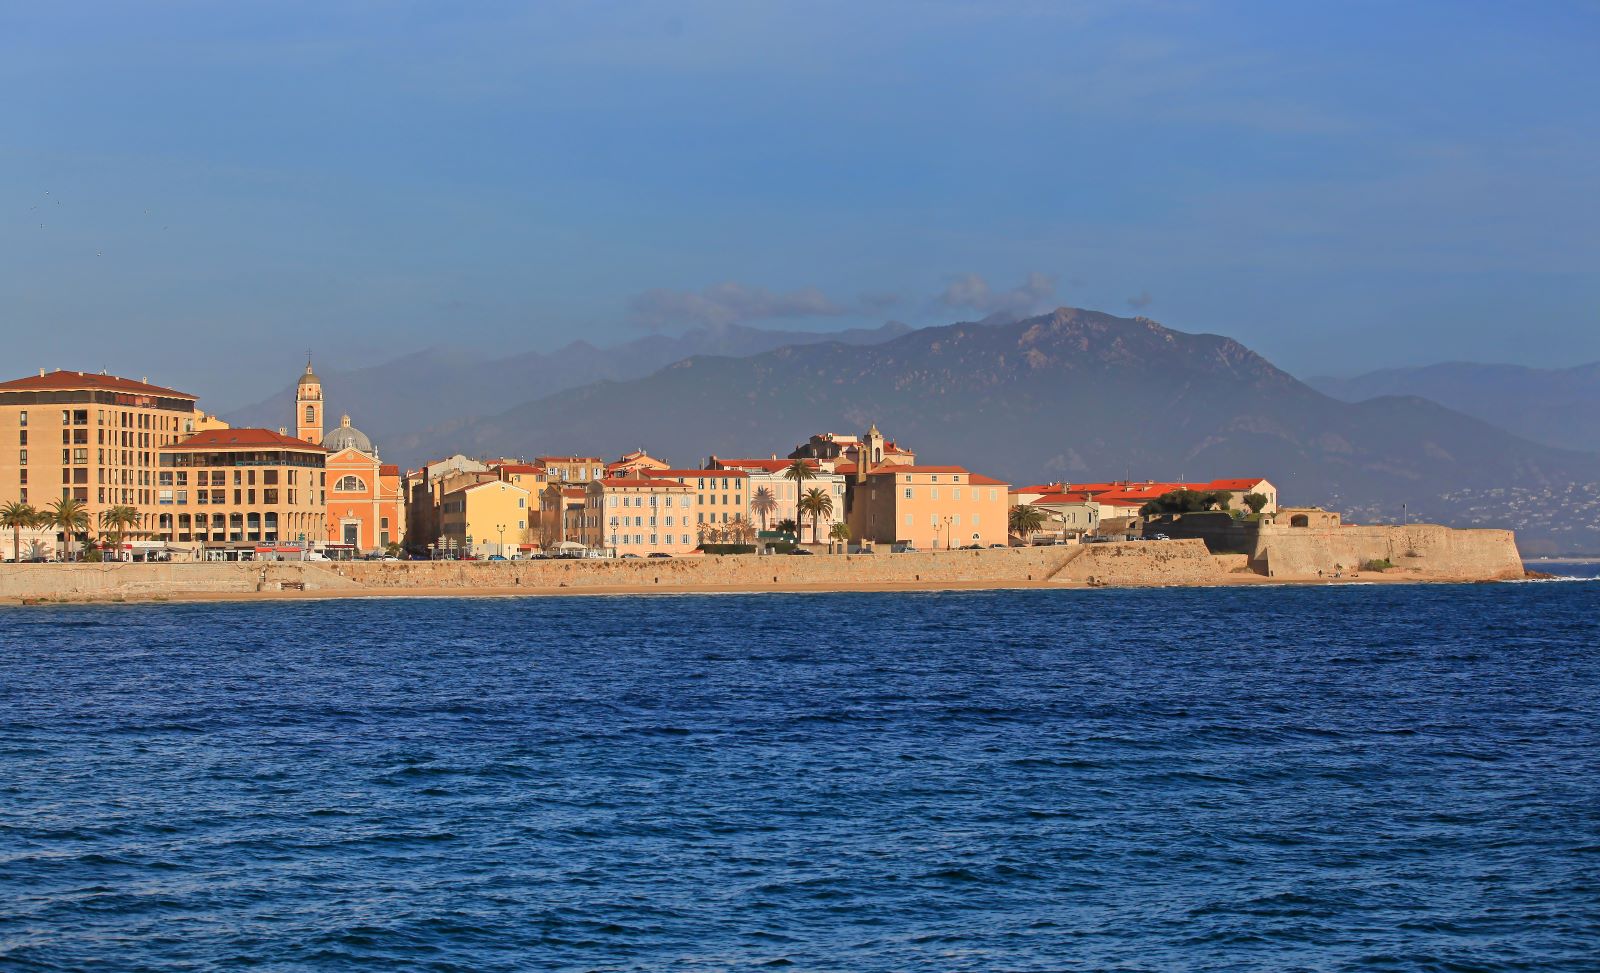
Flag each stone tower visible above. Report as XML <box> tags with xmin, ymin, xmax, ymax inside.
<box><xmin>296</xmin><ymin>358</ymin><xmax>323</xmax><ymax>444</ymax></box>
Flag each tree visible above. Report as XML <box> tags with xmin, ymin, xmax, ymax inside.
<box><xmin>1138</xmin><ymin>489</ymin><xmax>1233</xmax><ymax>517</ymax></box>
<box><xmin>782</xmin><ymin>460</ymin><xmax>817</xmax><ymax>511</ymax></box>
<box><xmin>2</xmin><ymin>501</ymin><xmax>38</xmax><ymax>564</ymax></box>
<box><xmin>750</xmin><ymin>486</ymin><xmax>778</xmax><ymax>531</ymax></box>
<box><xmin>1009</xmin><ymin>504</ymin><xmax>1046</xmax><ymax>539</ymax></box>
<box><xmin>828</xmin><ymin>522</ymin><xmax>851</xmax><ymax>552</ymax></box>
<box><xmin>1242</xmin><ymin>493</ymin><xmax>1269</xmax><ymax>514</ymax></box>
<box><xmin>775</xmin><ymin>518</ymin><xmax>799</xmax><ymax>540</ymax></box>
<box><xmin>729</xmin><ymin>515</ymin><xmax>756</xmax><ymax>544</ymax></box>
<box><xmin>798</xmin><ymin>487</ymin><xmax>834</xmax><ymax>544</ymax></box>
<box><xmin>97</xmin><ymin>505</ymin><xmax>141</xmax><ymax>560</ymax></box>
<box><xmin>47</xmin><ymin>497</ymin><xmax>88</xmax><ymax>561</ymax></box>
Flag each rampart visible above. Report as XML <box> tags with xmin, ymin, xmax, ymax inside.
<box><xmin>1252</xmin><ymin>524</ymin><xmax>1523</xmax><ymax>580</ymax></box>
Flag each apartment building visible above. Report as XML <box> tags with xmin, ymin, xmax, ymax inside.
<box><xmin>0</xmin><ymin>369</ymin><xmax>199</xmax><ymax>540</ymax></box>
<box><xmin>155</xmin><ymin>428</ymin><xmax>327</xmax><ymax>554</ymax></box>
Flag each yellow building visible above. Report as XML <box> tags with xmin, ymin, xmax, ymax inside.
<box><xmin>845</xmin><ymin>465</ymin><xmax>1010</xmax><ymax>550</ymax></box>
<box><xmin>581</xmin><ymin>472</ymin><xmax>697</xmax><ymax>556</ymax></box>
<box><xmin>537</xmin><ymin>455</ymin><xmax>606</xmax><ymax>484</ymax></box>
<box><xmin>0</xmin><ymin>369</ymin><xmax>199</xmax><ymax>542</ymax></box>
<box><xmin>440</xmin><ymin>479</ymin><xmax>531</xmax><ymax>557</ymax></box>
<box><xmin>156</xmin><ymin>428</ymin><xmax>327</xmax><ymax>557</ymax></box>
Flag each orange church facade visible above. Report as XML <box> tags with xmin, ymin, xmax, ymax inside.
<box><xmin>294</xmin><ymin>361</ymin><xmax>405</xmax><ymax>553</ymax></box>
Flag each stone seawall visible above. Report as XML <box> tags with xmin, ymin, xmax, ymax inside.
<box><xmin>0</xmin><ymin>542</ymin><xmax>1222</xmax><ymax>601</ymax></box>
<box><xmin>1253</xmin><ymin>524</ymin><xmax>1523</xmax><ymax>580</ymax></box>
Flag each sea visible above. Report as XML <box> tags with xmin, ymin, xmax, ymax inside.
<box><xmin>2</xmin><ymin>575</ymin><xmax>1598</xmax><ymax>971</ymax></box>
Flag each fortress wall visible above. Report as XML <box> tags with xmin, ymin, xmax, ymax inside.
<box><xmin>1254</xmin><ymin>524</ymin><xmax>1523</xmax><ymax>580</ymax></box>
<box><xmin>1046</xmin><ymin>539</ymin><xmax>1223</xmax><ymax>585</ymax></box>
<box><xmin>0</xmin><ymin>562</ymin><xmax>368</xmax><ymax>599</ymax></box>
<box><xmin>328</xmin><ymin>546</ymin><xmax>1089</xmax><ymax>590</ymax></box>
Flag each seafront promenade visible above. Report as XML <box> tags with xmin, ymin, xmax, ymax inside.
<box><xmin>0</xmin><ymin>532</ymin><xmax>1528</xmax><ymax>605</ymax></box>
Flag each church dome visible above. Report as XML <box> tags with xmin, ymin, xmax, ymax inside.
<box><xmin>322</xmin><ymin>414</ymin><xmax>374</xmax><ymax>454</ymax></box>
<box><xmin>298</xmin><ymin>359</ymin><xmax>320</xmax><ymax>386</ymax></box>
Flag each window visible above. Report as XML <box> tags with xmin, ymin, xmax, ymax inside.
<box><xmin>518</xmin><ymin>498</ymin><xmax>526</xmax><ymax>509</ymax></box>
<box><xmin>930</xmin><ymin>488</ymin><xmax>939</xmax><ymax>500</ymax></box>
<box><xmin>17</xmin><ymin>449</ymin><xmax>24</xmax><ymax>466</ymax></box>
<box><xmin>904</xmin><ymin>488</ymin><xmax>913</xmax><ymax>499</ymax></box>
<box><xmin>953</xmin><ymin>488</ymin><xmax>961</xmax><ymax>500</ymax></box>
<box><xmin>904</xmin><ymin>514</ymin><xmax>913</xmax><ymax>526</ymax></box>
<box><xmin>304</xmin><ymin>406</ymin><xmax>315</xmax><ymax>425</ymax></box>
<box><xmin>17</xmin><ymin>411</ymin><xmax>25</xmax><ymax>427</ymax></box>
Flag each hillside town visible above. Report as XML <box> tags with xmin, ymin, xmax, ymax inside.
<box><xmin>1</xmin><ymin>364</ymin><xmax>1290</xmax><ymax>563</ymax></box>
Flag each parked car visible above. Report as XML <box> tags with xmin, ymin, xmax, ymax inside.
<box><xmin>487</xmin><ymin>554</ymin><xmax>507</xmax><ymax>561</ymax></box>
<box><xmin>647</xmin><ymin>552</ymin><xmax>672</xmax><ymax>558</ymax></box>
<box><xmin>787</xmin><ymin>548</ymin><xmax>814</xmax><ymax>555</ymax></box>
<box><xmin>1148</xmin><ymin>533</ymin><xmax>1170</xmax><ymax>541</ymax></box>
<box><xmin>961</xmin><ymin>543</ymin><xmax>983</xmax><ymax>550</ymax></box>
<box><xmin>621</xmin><ymin>553</ymin><xmax>640</xmax><ymax>559</ymax></box>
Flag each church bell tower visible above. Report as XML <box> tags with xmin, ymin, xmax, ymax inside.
<box><xmin>296</xmin><ymin>357</ymin><xmax>323</xmax><ymax>444</ymax></box>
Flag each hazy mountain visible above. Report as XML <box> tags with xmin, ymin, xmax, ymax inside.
<box><xmin>409</xmin><ymin>308</ymin><xmax>1600</xmax><ymax>553</ymax></box>
<box><xmin>1308</xmin><ymin>362</ymin><xmax>1600</xmax><ymax>452</ymax></box>
<box><xmin>221</xmin><ymin>321</ymin><xmax>913</xmax><ymax>450</ymax></box>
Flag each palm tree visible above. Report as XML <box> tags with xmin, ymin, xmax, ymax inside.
<box><xmin>750</xmin><ymin>486</ymin><xmax>778</xmax><ymax>531</ymax></box>
<box><xmin>98</xmin><ymin>505</ymin><xmax>141</xmax><ymax>560</ymax></box>
<box><xmin>782</xmin><ymin>459</ymin><xmax>816</xmax><ymax>514</ymax></box>
<box><xmin>1</xmin><ymin>501</ymin><xmax>37</xmax><ymax>563</ymax></box>
<box><xmin>728</xmin><ymin>515</ymin><xmax>756</xmax><ymax>545</ymax></box>
<box><xmin>48</xmin><ymin>496</ymin><xmax>89</xmax><ymax>561</ymax></box>
<box><xmin>798</xmin><ymin>487</ymin><xmax>834</xmax><ymax>545</ymax></box>
<box><xmin>828</xmin><ymin>521</ymin><xmax>851</xmax><ymax>553</ymax></box>
<box><xmin>1009</xmin><ymin>504</ymin><xmax>1046</xmax><ymax>543</ymax></box>
<box><xmin>775</xmin><ymin>518</ymin><xmax>799</xmax><ymax>540</ymax></box>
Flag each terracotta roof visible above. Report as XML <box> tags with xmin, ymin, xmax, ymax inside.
<box><xmin>380</xmin><ymin>465</ymin><xmax>400</xmax><ymax>476</ymax></box>
<box><xmin>865</xmin><ymin>465</ymin><xmax>970</xmax><ymax>475</ymax></box>
<box><xmin>0</xmin><ymin>369</ymin><xmax>196</xmax><ymax>399</ymax></box>
<box><xmin>708</xmin><ymin>457</ymin><xmax>803</xmax><ymax>473</ymax></box>
<box><xmin>594</xmin><ymin>475</ymin><xmax>691</xmax><ymax>490</ymax></box>
<box><xmin>494</xmin><ymin>464</ymin><xmax>543</xmax><ymax>475</ymax></box>
<box><xmin>1202</xmin><ymin>478</ymin><xmax>1269</xmax><ymax>491</ymax></box>
<box><xmin>1015</xmin><ymin>483</ymin><xmax>1066</xmax><ymax>494</ymax></box>
<box><xmin>462</xmin><ymin>479</ymin><xmax>530</xmax><ymax>494</ymax></box>
<box><xmin>968</xmin><ymin>474</ymin><xmax>1009</xmax><ymax>486</ymax></box>
<box><xmin>1032</xmin><ymin>492</ymin><xmax>1094</xmax><ymax>504</ymax></box>
<box><xmin>168</xmin><ymin>428</ymin><xmax>325</xmax><ymax>451</ymax></box>
<box><xmin>535</xmin><ymin>455</ymin><xmax>603</xmax><ymax>464</ymax></box>
<box><xmin>654</xmin><ymin>469</ymin><xmax>748</xmax><ymax>479</ymax></box>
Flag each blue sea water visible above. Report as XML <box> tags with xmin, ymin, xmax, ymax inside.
<box><xmin>2</xmin><ymin>583</ymin><xmax>1598</xmax><ymax>972</ymax></box>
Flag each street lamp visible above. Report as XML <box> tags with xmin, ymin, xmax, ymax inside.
<box><xmin>941</xmin><ymin>516</ymin><xmax>954</xmax><ymax>550</ymax></box>
<box><xmin>496</xmin><ymin>523</ymin><xmax>505</xmax><ymax>558</ymax></box>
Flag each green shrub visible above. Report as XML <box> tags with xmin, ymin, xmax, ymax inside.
<box><xmin>1362</xmin><ymin>558</ymin><xmax>1394</xmax><ymax>572</ymax></box>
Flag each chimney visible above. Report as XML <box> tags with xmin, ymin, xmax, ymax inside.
<box><xmin>38</xmin><ymin>368</ymin><xmax>45</xmax><ymax>377</ymax></box>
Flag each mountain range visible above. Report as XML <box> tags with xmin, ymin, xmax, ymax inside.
<box><xmin>1308</xmin><ymin>362</ymin><xmax>1600</xmax><ymax>453</ymax></box>
<box><xmin>224</xmin><ymin>321</ymin><xmax>913</xmax><ymax>452</ymax></box>
<box><xmin>222</xmin><ymin>308</ymin><xmax>1600</xmax><ymax>554</ymax></box>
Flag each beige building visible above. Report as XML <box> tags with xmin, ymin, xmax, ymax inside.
<box><xmin>845</xmin><ymin>465</ymin><xmax>1010</xmax><ymax>550</ymax></box>
<box><xmin>581</xmin><ymin>472</ymin><xmax>697</xmax><ymax>556</ymax></box>
<box><xmin>440</xmin><ymin>479</ymin><xmax>531</xmax><ymax>557</ymax></box>
<box><xmin>405</xmin><ymin>454</ymin><xmax>493</xmax><ymax>553</ymax></box>
<box><xmin>156</xmin><ymin>428</ymin><xmax>327</xmax><ymax>556</ymax></box>
<box><xmin>704</xmin><ymin>456</ymin><xmax>846</xmax><ymax>534</ymax></box>
<box><xmin>0</xmin><ymin>369</ymin><xmax>200</xmax><ymax>543</ymax></box>
<box><xmin>788</xmin><ymin>425</ymin><xmax>916</xmax><ymax>471</ymax></box>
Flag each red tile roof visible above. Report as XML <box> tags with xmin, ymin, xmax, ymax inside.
<box><xmin>594</xmin><ymin>475</ymin><xmax>691</xmax><ymax>490</ymax></box>
<box><xmin>968</xmin><ymin>474</ymin><xmax>1009</xmax><ymax>486</ymax></box>
<box><xmin>494</xmin><ymin>464</ymin><xmax>543</xmax><ymax>475</ymax></box>
<box><xmin>1032</xmin><ymin>492</ymin><xmax>1094</xmax><ymax>504</ymax></box>
<box><xmin>0</xmin><ymin>369</ymin><xmax>197</xmax><ymax>399</ymax></box>
<box><xmin>708</xmin><ymin>457</ymin><xmax>805</xmax><ymax>473</ymax></box>
<box><xmin>865</xmin><ymin>465</ymin><xmax>970</xmax><ymax>475</ymax></box>
<box><xmin>653</xmin><ymin>469</ymin><xmax>748</xmax><ymax>479</ymax></box>
<box><xmin>380</xmin><ymin>464</ymin><xmax>400</xmax><ymax>476</ymax></box>
<box><xmin>168</xmin><ymin>428</ymin><xmax>326</xmax><ymax>451</ymax></box>
<box><xmin>536</xmin><ymin>455</ymin><xmax>604</xmax><ymax>464</ymax></box>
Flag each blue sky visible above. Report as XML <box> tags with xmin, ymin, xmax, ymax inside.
<box><xmin>4</xmin><ymin>1</ymin><xmax>1597</xmax><ymax>408</ymax></box>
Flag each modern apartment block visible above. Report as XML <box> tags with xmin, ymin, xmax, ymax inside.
<box><xmin>0</xmin><ymin>369</ymin><xmax>200</xmax><ymax>539</ymax></box>
<box><xmin>156</xmin><ymin>428</ymin><xmax>327</xmax><ymax>552</ymax></box>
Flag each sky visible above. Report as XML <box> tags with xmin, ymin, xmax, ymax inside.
<box><xmin>4</xmin><ymin>0</ymin><xmax>1598</xmax><ymax>409</ymax></box>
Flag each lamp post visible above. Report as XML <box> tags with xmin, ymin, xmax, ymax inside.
<box><xmin>496</xmin><ymin>523</ymin><xmax>505</xmax><ymax>558</ymax></box>
<box><xmin>465</xmin><ymin>534</ymin><xmax>474</xmax><ymax>559</ymax></box>
<box><xmin>941</xmin><ymin>516</ymin><xmax>954</xmax><ymax>550</ymax></box>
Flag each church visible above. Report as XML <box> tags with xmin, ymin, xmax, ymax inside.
<box><xmin>294</xmin><ymin>360</ymin><xmax>405</xmax><ymax>553</ymax></box>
